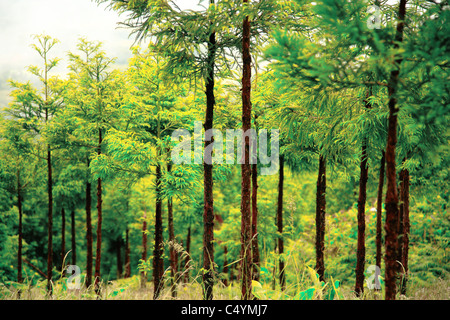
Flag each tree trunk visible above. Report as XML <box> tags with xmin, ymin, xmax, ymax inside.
<box><xmin>376</xmin><ymin>151</ymin><xmax>385</xmax><ymax>270</ymax></box>
<box><xmin>141</xmin><ymin>209</ymin><xmax>148</xmax><ymax>288</ymax></box>
<box><xmin>277</xmin><ymin>156</ymin><xmax>286</xmax><ymax>291</ymax></box>
<box><xmin>46</xmin><ymin>145</ymin><xmax>53</xmax><ymax>295</ymax></box>
<box><xmin>124</xmin><ymin>227</ymin><xmax>131</xmax><ymax>278</ymax></box>
<box><xmin>85</xmin><ymin>158</ymin><xmax>93</xmax><ymax>289</ymax></box>
<box><xmin>202</xmin><ymin>1</ymin><xmax>217</xmax><ymax>300</ymax></box>
<box><xmin>184</xmin><ymin>226</ymin><xmax>191</xmax><ymax>283</ymax></box>
<box><xmin>384</xmin><ymin>0</ymin><xmax>407</xmax><ymax>301</ymax></box>
<box><xmin>61</xmin><ymin>207</ymin><xmax>66</xmax><ymax>270</ymax></box>
<box><xmin>71</xmin><ymin>208</ymin><xmax>76</xmax><ymax>266</ymax></box>
<box><xmin>94</xmin><ymin>128</ymin><xmax>103</xmax><ymax>294</ymax></box>
<box><xmin>240</xmin><ymin>0</ymin><xmax>253</xmax><ymax>300</ymax></box>
<box><xmin>315</xmin><ymin>155</ymin><xmax>326</xmax><ymax>282</ymax></box>
<box><xmin>168</xmin><ymin>194</ymin><xmax>178</xmax><ymax>297</ymax></box>
<box><xmin>355</xmin><ymin>139</ymin><xmax>369</xmax><ymax>296</ymax></box>
<box><xmin>153</xmin><ymin>163</ymin><xmax>164</xmax><ymax>299</ymax></box>
<box><xmin>400</xmin><ymin>162</ymin><xmax>410</xmax><ymax>295</ymax></box>
<box><xmin>251</xmin><ymin>162</ymin><xmax>260</xmax><ymax>282</ymax></box>
<box><xmin>17</xmin><ymin>170</ymin><xmax>23</xmax><ymax>284</ymax></box>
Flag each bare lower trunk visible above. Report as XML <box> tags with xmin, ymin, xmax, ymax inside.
<box><xmin>400</xmin><ymin>163</ymin><xmax>410</xmax><ymax>295</ymax></box>
<box><xmin>94</xmin><ymin>128</ymin><xmax>103</xmax><ymax>295</ymax></box>
<box><xmin>141</xmin><ymin>210</ymin><xmax>148</xmax><ymax>288</ymax></box>
<box><xmin>384</xmin><ymin>0</ymin><xmax>407</xmax><ymax>300</ymax></box>
<box><xmin>46</xmin><ymin>146</ymin><xmax>53</xmax><ymax>295</ymax></box>
<box><xmin>153</xmin><ymin>164</ymin><xmax>164</xmax><ymax>299</ymax></box>
<box><xmin>277</xmin><ymin>156</ymin><xmax>285</xmax><ymax>291</ymax></box>
<box><xmin>168</xmin><ymin>194</ymin><xmax>178</xmax><ymax>297</ymax></box>
<box><xmin>17</xmin><ymin>170</ymin><xmax>23</xmax><ymax>284</ymax></box>
<box><xmin>61</xmin><ymin>207</ymin><xmax>66</xmax><ymax>269</ymax></box>
<box><xmin>315</xmin><ymin>155</ymin><xmax>326</xmax><ymax>282</ymax></box>
<box><xmin>376</xmin><ymin>151</ymin><xmax>385</xmax><ymax>269</ymax></box>
<box><xmin>240</xmin><ymin>0</ymin><xmax>252</xmax><ymax>300</ymax></box>
<box><xmin>202</xmin><ymin>8</ymin><xmax>216</xmax><ymax>299</ymax></box>
<box><xmin>85</xmin><ymin>160</ymin><xmax>93</xmax><ymax>289</ymax></box>
<box><xmin>355</xmin><ymin>140</ymin><xmax>369</xmax><ymax>296</ymax></box>
<box><xmin>184</xmin><ymin>226</ymin><xmax>191</xmax><ymax>283</ymax></box>
<box><xmin>124</xmin><ymin>227</ymin><xmax>131</xmax><ymax>278</ymax></box>
<box><xmin>71</xmin><ymin>208</ymin><xmax>76</xmax><ymax>266</ymax></box>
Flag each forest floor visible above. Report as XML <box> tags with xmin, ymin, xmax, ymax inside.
<box><xmin>1</xmin><ymin>276</ymin><xmax>449</xmax><ymax>300</ymax></box>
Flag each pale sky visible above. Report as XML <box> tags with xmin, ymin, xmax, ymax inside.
<box><xmin>0</xmin><ymin>0</ymin><xmax>204</xmax><ymax>108</ymax></box>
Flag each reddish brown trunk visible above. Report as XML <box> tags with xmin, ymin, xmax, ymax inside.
<box><xmin>355</xmin><ymin>140</ymin><xmax>368</xmax><ymax>296</ymax></box>
<box><xmin>251</xmin><ymin>162</ymin><xmax>260</xmax><ymax>282</ymax></box>
<box><xmin>153</xmin><ymin>164</ymin><xmax>164</xmax><ymax>299</ymax></box>
<box><xmin>384</xmin><ymin>0</ymin><xmax>407</xmax><ymax>300</ymax></box>
<box><xmin>17</xmin><ymin>170</ymin><xmax>23</xmax><ymax>284</ymax></box>
<box><xmin>94</xmin><ymin>128</ymin><xmax>103</xmax><ymax>294</ymax></box>
<box><xmin>71</xmin><ymin>208</ymin><xmax>76</xmax><ymax>266</ymax></box>
<box><xmin>85</xmin><ymin>158</ymin><xmax>93</xmax><ymax>289</ymax></box>
<box><xmin>315</xmin><ymin>155</ymin><xmax>326</xmax><ymax>282</ymax></box>
<box><xmin>277</xmin><ymin>156</ymin><xmax>286</xmax><ymax>290</ymax></box>
<box><xmin>202</xmin><ymin>3</ymin><xmax>216</xmax><ymax>299</ymax></box>
<box><xmin>400</xmin><ymin>162</ymin><xmax>410</xmax><ymax>295</ymax></box>
<box><xmin>61</xmin><ymin>207</ymin><xmax>66</xmax><ymax>269</ymax></box>
<box><xmin>376</xmin><ymin>151</ymin><xmax>385</xmax><ymax>269</ymax></box>
<box><xmin>240</xmin><ymin>0</ymin><xmax>252</xmax><ymax>300</ymax></box>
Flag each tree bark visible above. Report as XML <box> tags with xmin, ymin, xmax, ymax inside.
<box><xmin>184</xmin><ymin>226</ymin><xmax>191</xmax><ymax>283</ymax></box>
<box><xmin>315</xmin><ymin>155</ymin><xmax>326</xmax><ymax>282</ymax></box>
<box><xmin>94</xmin><ymin>128</ymin><xmax>103</xmax><ymax>294</ymax></box>
<box><xmin>355</xmin><ymin>139</ymin><xmax>369</xmax><ymax>296</ymax></box>
<box><xmin>376</xmin><ymin>151</ymin><xmax>385</xmax><ymax>270</ymax></box>
<box><xmin>277</xmin><ymin>156</ymin><xmax>286</xmax><ymax>291</ymax></box>
<box><xmin>384</xmin><ymin>0</ymin><xmax>407</xmax><ymax>301</ymax></box>
<box><xmin>202</xmin><ymin>1</ymin><xmax>217</xmax><ymax>300</ymax></box>
<box><xmin>223</xmin><ymin>246</ymin><xmax>229</xmax><ymax>286</ymax></box>
<box><xmin>153</xmin><ymin>163</ymin><xmax>164</xmax><ymax>299</ymax></box>
<box><xmin>61</xmin><ymin>207</ymin><xmax>66</xmax><ymax>270</ymax></box>
<box><xmin>240</xmin><ymin>0</ymin><xmax>253</xmax><ymax>300</ymax></box>
<box><xmin>400</xmin><ymin>162</ymin><xmax>410</xmax><ymax>295</ymax></box>
<box><xmin>46</xmin><ymin>145</ymin><xmax>53</xmax><ymax>295</ymax></box>
<box><xmin>17</xmin><ymin>170</ymin><xmax>23</xmax><ymax>284</ymax></box>
<box><xmin>116</xmin><ymin>238</ymin><xmax>123</xmax><ymax>279</ymax></box>
<box><xmin>71</xmin><ymin>208</ymin><xmax>76</xmax><ymax>266</ymax></box>
<box><xmin>85</xmin><ymin>158</ymin><xmax>93</xmax><ymax>289</ymax></box>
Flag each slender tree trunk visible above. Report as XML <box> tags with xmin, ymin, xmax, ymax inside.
<box><xmin>17</xmin><ymin>170</ymin><xmax>23</xmax><ymax>284</ymax></box>
<box><xmin>184</xmin><ymin>226</ymin><xmax>191</xmax><ymax>283</ymax></box>
<box><xmin>355</xmin><ymin>139</ymin><xmax>369</xmax><ymax>297</ymax></box>
<box><xmin>251</xmin><ymin>162</ymin><xmax>260</xmax><ymax>282</ymax></box>
<box><xmin>46</xmin><ymin>145</ymin><xmax>53</xmax><ymax>295</ymax></box>
<box><xmin>277</xmin><ymin>156</ymin><xmax>286</xmax><ymax>291</ymax></box>
<box><xmin>384</xmin><ymin>0</ymin><xmax>407</xmax><ymax>300</ymax></box>
<box><xmin>376</xmin><ymin>151</ymin><xmax>385</xmax><ymax>270</ymax></box>
<box><xmin>315</xmin><ymin>155</ymin><xmax>326</xmax><ymax>282</ymax></box>
<box><xmin>153</xmin><ymin>163</ymin><xmax>164</xmax><ymax>299</ymax></box>
<box><xmin>400</xmin><ymin>164</ymin><xmax>410</xmax><ymax>295</ymax></box>
<box><xmin>61</xmin><ymin>207</ymin><xmax>66</xmax><ymax>269</ymax></box>
<box><xmin>124</xmin><ymin>227</ymin><xmax>131</xmax><ymax>278</ymax></box>
<box><xmin>94</xmin><ymin>128</ymin><xmax>103</xmax><ymax>294</ymax></box>
<box><xmin>141</xmin><ymin>209</ymin><xmax>148</xmax><ymax>288</ymax></box>
<box><xmin>71</xmin><ymin>208</ymin><xmax>76</xmax><ymax>266</ymax></box>
<box><xmin>168</xmin><ymin>194</ymin><xmax>178</xmax><ymax>297</ymax></box>
<box><xmin>202</xmin><ymin>1</ymin><xmax>217</xmax><ymax>300</ymax></box>
<box><xmin>85</xmin><ymin>158</ymin><xmax>93</xmax><ymax>289</ymax></box>
<box><xmin>240</xmin><ymin>0</ymin><xmax>253</xmax><ymax>300</ymax></box>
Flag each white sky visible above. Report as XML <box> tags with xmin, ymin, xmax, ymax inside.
<box><xmin>0</xmin><ymin>0</ymin><xmax>204</xmax><ymax>108</ymax></box>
